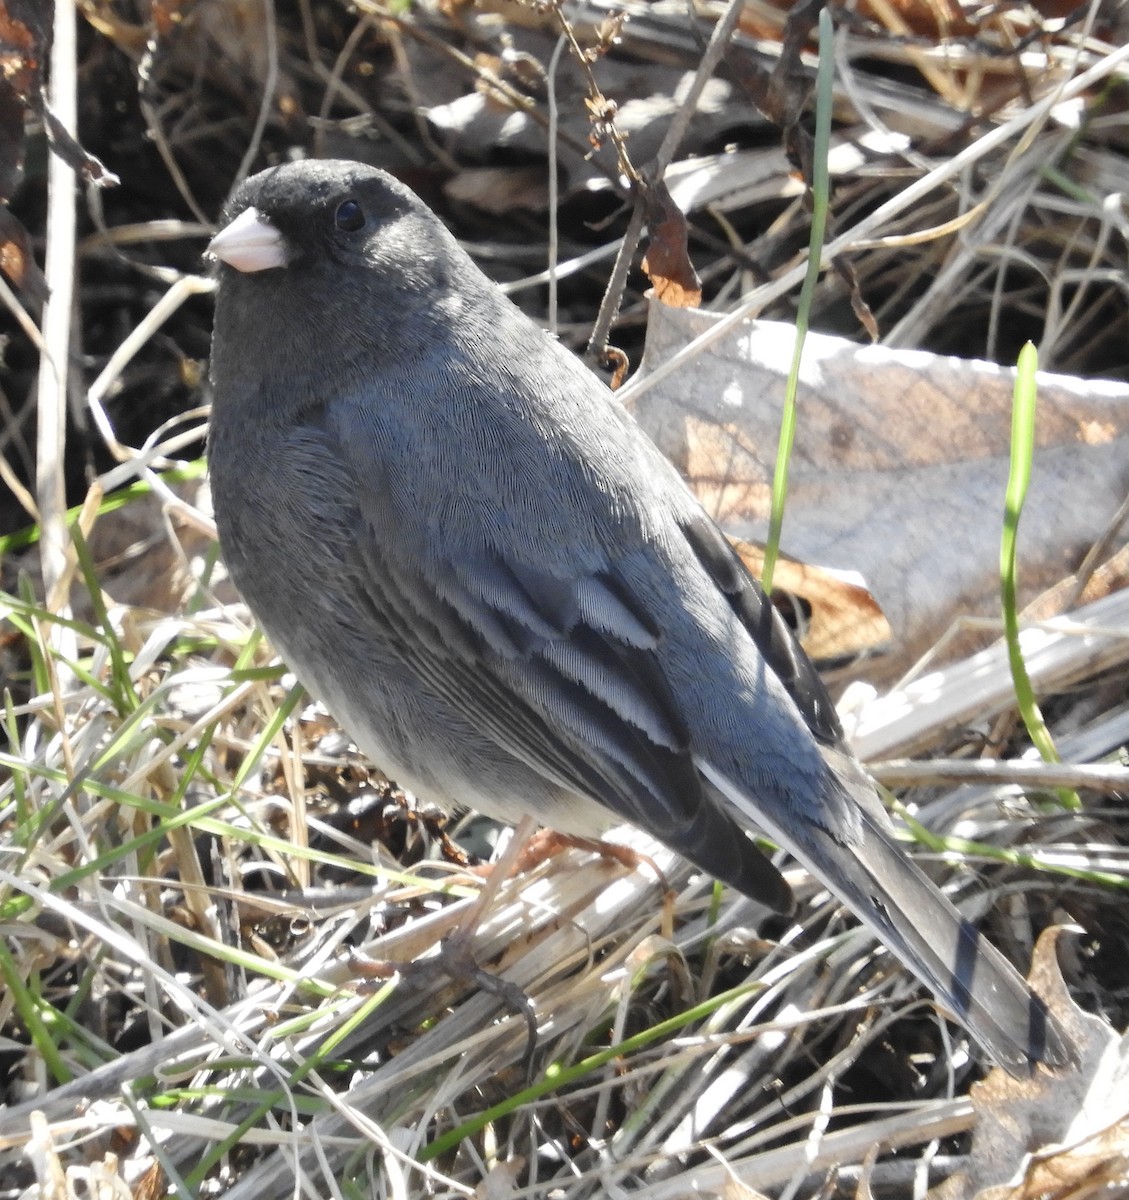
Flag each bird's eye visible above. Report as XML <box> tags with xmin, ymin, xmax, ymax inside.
<box><xmin>334</xmin><ymin>200</ymin><xmax>365</xmax><ymax>232</ymax></box>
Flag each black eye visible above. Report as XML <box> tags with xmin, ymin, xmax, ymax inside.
<box><xmin>334</xmin><ymin>200</ymin><xmax>365</xmax><ymax>232</ymax></box>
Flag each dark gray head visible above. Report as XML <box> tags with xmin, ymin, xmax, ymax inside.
<box><xmin>208</xmin><ymin>160</ymin><xmax>482</xmax><ymax>406</ymax></box>
<box><xmin>210</xmin><ymin>159</ymin><xmax>460</xmax><ymax>280</ymax></box>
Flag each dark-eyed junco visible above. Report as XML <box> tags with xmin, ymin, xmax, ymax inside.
<box><xmin>207</xmin><ymin>159</ymin><xmax>1072</xmax><ymax>1076</ymax></box>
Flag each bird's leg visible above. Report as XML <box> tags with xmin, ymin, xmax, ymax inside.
<box><xmin>508</xmin><ymin>829</ymin><xmax>672</xmax><ymax>892</ymax></box>
<box><xmin>437</xmin><ymin>815</ymin><xmax>541</xmax><ymax>1075</ymax></box>
<box><xmin>349</xmin><ymin>814</ymin><xmax>542</xmax><ymax>1079</ymax></box>
<box><xmin>451</xmin><ymin>813</ymin><xmax>539</xmax><ymax>938</ymax></box>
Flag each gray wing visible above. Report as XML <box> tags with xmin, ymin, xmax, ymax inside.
<box><xmin>346</xmin><ymin>524</ymin><xmax>794</xmax><ymax>912</ymax></box>
<box><xmin>677</xmin><ymin>513</ymin><xmax>845</xmax><ymax>750</ymax></box>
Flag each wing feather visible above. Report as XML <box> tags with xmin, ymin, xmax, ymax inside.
<box><xmin>349</xmin><ymin>529</ymin><xmax>791</xmax><ymax>908</ymax></box>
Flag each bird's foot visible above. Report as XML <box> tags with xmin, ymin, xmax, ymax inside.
<box><xmin>349</xmin><ymin>815</ymin><xmax>542</xmax><ymax>1078</ymax></box>
<box><xmin>501</xmin><ymin>828</ymin><xmax>672</xmax><ymax>892</ymax></box>
<box><xmin>347</xmin><ymin>930</ymin><xmax>539</xmax><ymax>1080</ymax></box>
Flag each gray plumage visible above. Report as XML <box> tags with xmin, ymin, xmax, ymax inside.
<box><xmin>207</xmin><ymin>159</ymin><xmax>1072</xmax><ymax>1076</ymax></box>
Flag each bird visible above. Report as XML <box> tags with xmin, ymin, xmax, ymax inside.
<box><xmin>206</xmin><ymin>158</ymin><xmax>1072</xmax><ymax>1077</ymax></box>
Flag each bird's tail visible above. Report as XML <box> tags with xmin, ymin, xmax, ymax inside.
<box><xmin>700</xmin><ymin>759</ymin><xmax>1076</xmax><ymax>1076</ymax></box>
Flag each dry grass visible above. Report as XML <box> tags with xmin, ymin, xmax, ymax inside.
<box><xmin>2</xmin><ymin>2</ymin><xmax>1128</xmax><ymax>1196</ymax></box>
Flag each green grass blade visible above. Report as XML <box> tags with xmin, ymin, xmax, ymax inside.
<box><xmin>1000</xmin><ymin>343</ymin><xmax>1079</xmax><ymax>810</ymax></box>
<box><xmin>419</xmin><ymin>979</ymin><xmax>759</xmax><ymax>1163</ymax></box>
<box><xmin>761</xmin><ymin>7</ymin><xmax>834</xmax><ymax>593</ymax></box>
<box><xmin>0</xmin><ymin>938</ymin><xmax>72</xmax><ymax>1083</ymax></box>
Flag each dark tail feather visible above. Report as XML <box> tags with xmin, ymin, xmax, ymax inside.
<box><xmin>701</xmin><ymin>761</ymin><xmax>1076</xmax><ymax>1075</ymax></box>
<box><xmin>809</xmin><ymin>804</ymin><xmax>1074</xmax><ymax>1074</ymax></box>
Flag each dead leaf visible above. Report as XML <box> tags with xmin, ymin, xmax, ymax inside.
<box><xmin>730</xmin><ymin>537</ymin><xmax>891</xmax><ymax>664</ymax></box>
<box><xmin>603</xmin><ymin>345</ymin><xmax>629</xmax><ymax>391</ymax></box>
<box><xmin>0</xmin><ymin>205</ymin><xmax>46</xmax><ymax>301</ymax></box>
<box><xmin>630</xmin><ymin>305</ymin><xmax>1129</xmax><ymax>681</ymax></box>
<box><xmin>761</xmin><ymin>0</ymin><xmax>821</xmax><ymax>132</ymax></box>
<box><xmin>0</xmin><ymin>0</ymin><xmax>44</xmax><ymax>105</ymax></box>
<box><xmin>852</xmin><ymin>0</ymin><xmax>975</xmax><ymax>38</ymax></box>
<box><xmin>641</xmin><ymin>177</ymin><xmax>701</xmax><ymax>308</ymax></box>
<box><xmin>933</xmin><ymin>927</ymin><xmax>1129</xmax><ymax>1200</ymax></box>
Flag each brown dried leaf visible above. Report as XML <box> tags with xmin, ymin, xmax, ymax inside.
<box><xmin>149</xmin><ymin>0</ymin><xmax>193</xmax><ymax>39</ymax></box>
<box><xmin>730</xmin><ymin>537</ymin><xmax>891</xmax><ymax>664</ymax></box>
<box><xmin>835</xmin><ymin>256</ymin><xmax>878</xmax><ymax>343</ymax></box>
<box><xmin>0</xmin><ymin>0</ymin><xmax>44</xmax><ymax>101</ymax></box>
<box><xmin>641</xmin><ymin>178</ymin><xmax>701</xmax><ymax>309</ymax></box>
<box><xmin>764</xmin><ymin>0</ymin><xmax>821</xmax><ymax>131</ymax></box>
<box><xmin>603</xmin><ymin>346</ymin><xmax>629</xmax><ymax>391</ymax></box>
<box><xmin>855</xmin><ymin>0</ymin><xmax>975</xmax><ymax>37</ymax></box>
<box><xmin>934</xmin><ymin>928</ymin><xmax>1128</xmax><ymax>1200</ymax></box>
<box><xmin>631</xmin><ymin>305</ymin><xmax>1129</xmax><ymax>681</ymax></box>
<box><xmin>0</xmin><ymin>205</ymin><xmax>46</xmax><ymax>301</ymax></box>
<box><xmin>131</xmin><ymin>1160</ymin><xmax>167</xmax><ymax>1200</ymax></box>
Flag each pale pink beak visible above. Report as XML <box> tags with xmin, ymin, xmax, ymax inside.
<box><xmin>208</xmin><ymin>206</ymin><xmax>288</xmax><ymax>273</ymax></box>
